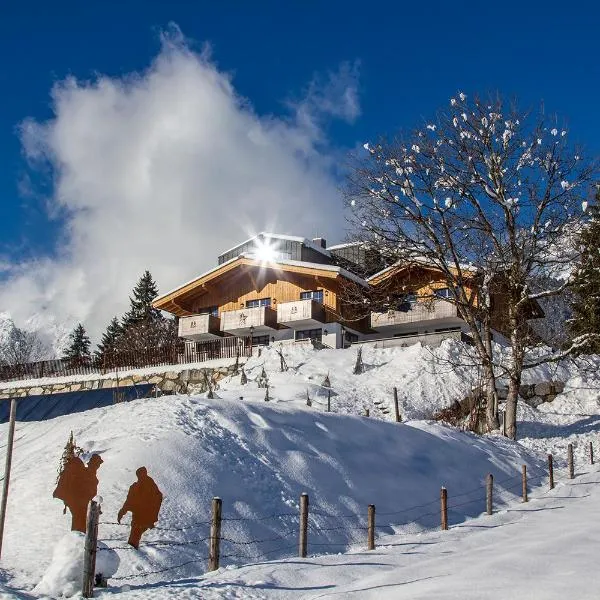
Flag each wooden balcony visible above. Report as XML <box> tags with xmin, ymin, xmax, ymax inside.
<box><xmin>371</xmin><ymin>300</ymin><xmax>459</xmax><ymax>331</ymax></box>
<box><xmin>220</xmin><ymin>306</ymin><xmax>278</xmax><ymax>335</ymax></box>
<box><xmin>178</xmin><ymin>314</ymin><xmax>222</xmax><ymax>341</ymax></box>
<box><xmin>277</xmin><ymin>299</ymin><xmax>326</xmax><ymax>328</ymax></box>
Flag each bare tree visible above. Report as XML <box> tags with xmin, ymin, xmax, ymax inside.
<box><xmin>345</xmin><ymin>92</ymin><xmax>597</xmax><ymax>439</ymax></box>
<box><xmin>0</xmin><ymin>326</ymin><xmax>49</xmax><ymax>366</ymax></box>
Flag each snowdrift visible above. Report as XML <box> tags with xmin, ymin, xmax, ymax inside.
<box><xmin>2</xmin><ymin>392</ymin><xmax>545</xmax><ymax>595</ymax></box>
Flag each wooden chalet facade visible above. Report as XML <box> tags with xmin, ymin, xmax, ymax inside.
<box><xmin>153</xmin><ymin>233</ymin><xmax>542</xmax><ymax>350</ymax></box>
<box><xmin>153</xmin><ymin>234</ymin><xmax>370</xmax><ymax>349</ymax></box>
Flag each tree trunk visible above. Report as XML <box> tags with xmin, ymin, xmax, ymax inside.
<box><xmin>482</xmin><ymin>320</ymin><xmax>500</xmax><ymax>430</ymax></box>
<box><xmin>504</xmin><ymin>378</ymin><xmax>519</xmax><ymax>440</ymax></box>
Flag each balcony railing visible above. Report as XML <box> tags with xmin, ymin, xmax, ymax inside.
<box><xmin>220</xmin><ymin>306</ymin><xmax>278</xmax><ymax>334</ymax></box>
<box><xmin>277</xmin><ymin>299</ymin><xmax>326</xmax><ymax>327</ymax></box>
<box><xmin>179</xmin><ymin>314</ymin><xmax>222</xmax><ymax>340</ymax></box>
<box><xmin>371</xmin><ymin>300</ymin><xmax>459</xmax><ymax>330</ymax></box>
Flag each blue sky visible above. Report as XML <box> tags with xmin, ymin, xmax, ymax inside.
<box><xmin>1</xmin><ymin>0</ymin><xmax>599</xmax><ymax>336</ymax></box>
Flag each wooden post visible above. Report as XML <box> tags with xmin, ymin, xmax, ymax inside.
<box><xmin>367</xmin><ymin>504</ymin><xmax>375</xmax><ymax>550</ymax></box>
<box><xmin>521</xmin><ymin>465</ymin><xmax>528</xmax><ymax>503</ymax></box>
<box><xmin>299</xmin><ymin>493</ymin><xmax>309</xmax><ymax>558</ymax></box>
<box><xmin>208</xmin><ymin>497</ymin><xmax>222</xmax><ymax>571</ymax></box>
<box><xmin>327</xmin><ymin>389</ymin><xmax>331</xmax><ymax>412</ymax></box>
<box><xmin>365</xmin><ymin>408</ymin><xmax>370</xmax><ymax>417</ymax></box>
<box><xmin>0</xmin><ymin>398</ymin><xmax>17</xmax><ymax>559</ymax></box>
<box><xmin>568</xmin><ymin>443</ymin><xmax>574</xmax><ymax>479</ymax></box>
<box><xmin>440</xmin><ymin>487</ymin><xmax>448</xmax><ymax>530</ymax></box>
<box><xmin>486</xmin><ymin>473</ymin><xmax>493</xmax><ymax>515</ymax></box>
<box><xmin>393</xmin><ymin>387</ymin><xmax>401</xmax><ymax>423</ymax></box>
<box><xmin>590</xmin><ymin>441</ymin><xmax>594</xmax><ymax>465</ymax></box>
<box><xmin>82</xmin><ymin>499</ymin><xmax>101</xmax><ymax>598</ymax></box>
<box><xmin>548</xmin><ymin>454</ymin><xmax>554</xmax><ymax>490</ymax></box>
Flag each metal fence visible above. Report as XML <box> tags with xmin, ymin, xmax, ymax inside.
<box><xmin>0</xmin><ymin>336</ymin><xmax>252</xmax><ymax>383</ymax></box>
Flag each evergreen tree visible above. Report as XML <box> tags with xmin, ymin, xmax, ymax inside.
<box><xmin>118</xmin><ymin>271</ymin><xmax>178</xmax><ymax>354</ymax></box>
<box><xmin>570</xmin><ymin>195</ymin><xmax>600</xmax><ymax>353</ymax></box>
<box><xmin>95</xmin><ymin>317</ymin><xmax>123</xmax><ymax>365</ymax></box>
<box><xmin>63</xmin><ymin>323</ymin><xmax>91</xmax><ymax>366</ymax></box>
<box><xmin>123</xmin><ymin>270</ymin><xmax>163</xmax><ymax>326</ymax></box>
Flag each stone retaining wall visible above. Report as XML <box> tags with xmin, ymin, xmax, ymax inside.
<box><xmin>497</xmin><ymin>381</ymin><xmax>566</xmax><ymax>408</ymax></box>
<box><xmin>0</xmin><ymin>364</ymin><xmax>241</xmax><ymax>400</ymax></box>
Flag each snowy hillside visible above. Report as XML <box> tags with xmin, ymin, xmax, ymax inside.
<box><xmin>1</xmin><ymin>394</ymin><xmax>545</xmax><ymax>596</ymax></box>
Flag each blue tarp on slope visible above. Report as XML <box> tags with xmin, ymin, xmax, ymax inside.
<box><xmin>0</xmin><ymin>384</ymin><xmax>156</xmax><ymax>423</ymax></box>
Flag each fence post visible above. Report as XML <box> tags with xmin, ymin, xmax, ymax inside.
<box><xmin>521</xmin><ymin>465</ymin><xmax>528</xmax><ymax>503</ymax></box>
<box><xmin>367</xmin><ymin>504</ymin><xmax>375</xmax><ymax>550</ymax></box>
<box><xmin>486</xmin><ymin>473</ymin><xmax>493</xmax><ymax>515</ymax></box>
<box><xmin>393</xmin><ymin>387</ymin><xmax>401</xmax><ymax>423</ymax></box>
<box><xmin>0</xmin><ymin>398</ymin><xmax>17</xmax><ymax>559</ymax></box>
<box><xmin>568</xmin><ymin>443</ymin><xmax>574</xmax><ymax>479</ymax></box>
<box><xmin>590</xmin><ymin>441</ymin><xmax>594</xmax><ymax>465</ymax></box>
<box><xmin>208</xmin><ymin>497</ymin><xmax>222</xmax><ymax>571</ymax></box>
<box><xmin>548</xmin><ymin>454</ymin><xmax>554</xmax><ymax>490</ymax></box>
<box><xmin>82</xmin><ymin>499</ymin><xmax>101</xmax><ymax>598</ymax></box>
<box><xmin>327</xmin><ymin>389</ymin><xmax>331</xmax><ymax>412</ymax></box>
<box><xmin>364</xmin><ymin>408</ymin><xmax>370</xmax><ymax>417</ymax></box>
<box><xmin>299</xmin><ymin>493</ymin><xmax>309</xmax><ymax>558</ymax></box>
<box><xmin>440</xmin><ymin>487</ymin><xmax>448</xmax><ymax>530</ymax></box>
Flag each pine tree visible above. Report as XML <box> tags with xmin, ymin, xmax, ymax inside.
<box><xmin>123</xmin><ymin>270</ymin><xmax>163</xmax><ymax>326</ymax></box>
<box><xmin>95</xmin><ymin>316</ymin><xmax>123</xmax><ymax>365</ymax></box>
<box><xmin>118</xmin><ymin>271</ymin><xmax>178</xmax><ymax>354</ymax></box>
<box><xmin>570</xmin><ymin>195</ymin><xmax>600</xmax><ymax>353</ymax></box>
<box><xmin>63</xmin><ymin>323</ymin><xmax>91</xmax><ymax>366</ymax></box>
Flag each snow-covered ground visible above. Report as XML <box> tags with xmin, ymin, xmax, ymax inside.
<box><xmin>0</xmin><ymin>340</ymin><xmax>599</xmax><ymax>598</ymax></box>
<box><xmin>93</xmin><ymin>468</ymin><xmax>600</xmax><ymax>600</ymax></box>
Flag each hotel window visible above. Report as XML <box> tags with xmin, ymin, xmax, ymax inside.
<box><xmin>295</xmin><ymin>328</ymin><xmax>323</xmax><ymax>342</ymax></box>
<box><xmin>252</xmin><ymin>335</ymin><xmax>271</xmax><ymax>346</ymax></box>
<box><xmin>198</xmin><ymin>306</ymin><xmax>218</xmax><ymax>317</ymax></box>
<box><xmin>246</xmin><ymin>298</ymin><xmax>271</xmax><ymax>308</ymax></box>
<box><xmin>434</xmin><ymin>287</ymin><xmax>455</xmax><ymax>299</ymax></box>
<box><xmin>300</xmin><ymin>290</ymin><xmax>324</xmax><ymax>303</ymax></box>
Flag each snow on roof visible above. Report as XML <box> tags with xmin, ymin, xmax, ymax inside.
<box><xmin>217</xmin><ymin>232</ymin><xmax>331</xmax><ymax>259</ymax></box>
<box><xmin>154</xmin><ymin>255</ymin><xmax>241</xmax><ymax>303</ymax></box>
<box><xmin>327</xmin><ymin>241</ymin><xmax>364</xmax><ymax>251</ymax></box>
<box><xmin>367</xmin><ymin>258</ymin><xmax>479</xmax><ymax>282</ymax></box>
<box><xmin>154</xmin><ymin>254</ymin><xmax>369</xmax><ymax>304</ymax></box>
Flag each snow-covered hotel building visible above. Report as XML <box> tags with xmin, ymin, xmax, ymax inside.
<box><xmin>152</xmin><ymin>233</ymin><xmax>495</xmax><ymax>350</ymax></box>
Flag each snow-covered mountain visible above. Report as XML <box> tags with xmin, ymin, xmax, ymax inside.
<box><xmin>0</xmin><ymin>311</ymin><xmax>72</xmax><ymax>360</ymax></box>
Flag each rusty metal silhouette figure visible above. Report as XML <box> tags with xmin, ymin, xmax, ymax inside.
<box><xmin>52</xmin><ymin>453</ymin><xmax>103</xmax><ymax>533</ymax></box>
<box><xmin>117</xmin><ymin>467</ymin><xmax>163</xmax><ymax>548</ymax></box>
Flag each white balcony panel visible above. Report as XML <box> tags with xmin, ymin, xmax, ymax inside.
<box><xmin>221</xmin><ymin>306</ymin><xmax>278</xmax><ymax>335</ymax></box>
<box><xmin>371</xmin><ymin>300</ymin><xmax>459</xmax><ymax>331</ymax></box>
<box><xmin>277</xmin><ymin>299</ymin><xmax>326</xmax><ymax>329</ymax></box>
<box><xmin>179</xmin><ymin>314</ymin><xmax>222</xmax><ymax>341</ymax></box>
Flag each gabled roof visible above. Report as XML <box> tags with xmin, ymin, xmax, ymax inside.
<box><xmin>368</xmin><ymin>259</ymin><xmax>479</xmax><ymax>286</ymax></box>
<box><xmin>153</xmin><ymin>255</ymin><xmax>369</xmax><ymax>316</ymax></box>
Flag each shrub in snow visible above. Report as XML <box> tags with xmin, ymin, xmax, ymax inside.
<box><xmin>257</xmin><ymin>367</ymin><xmax>269</xmax><ymax>388</ymax></box>
<box><xmin>34</xmin><ymin>531</ymin><xmax>119</xmax><ymax>598</ymax></box>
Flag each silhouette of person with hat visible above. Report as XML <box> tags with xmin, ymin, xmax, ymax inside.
<box><xmin>53</xmin><ymin>453</ymin><xmax>103</xmax><ymax>533</ymax></box>
<box><xmin>117</xmin><ymin>467</ymin><xmax>163</xmax><ymax>548</ymax></box>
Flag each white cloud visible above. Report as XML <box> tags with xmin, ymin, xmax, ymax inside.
<box><xmin>1</xmin><ymin>25</ymin><xmax>359</xmax><ymax>345</ymax></box>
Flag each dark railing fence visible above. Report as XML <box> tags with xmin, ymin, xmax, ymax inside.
<box><xmin>0</xmin><ymin>336</ymin><xmax>252</xmax><ymax>383</ymax></box>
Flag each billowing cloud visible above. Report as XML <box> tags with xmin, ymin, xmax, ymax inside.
<box><xmin>0</xmin><ymin>26</ymin><xmax>359</xmax><ymax>345</ymax></box>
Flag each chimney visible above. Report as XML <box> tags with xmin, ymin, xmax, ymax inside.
<box><xmin>312</xmin><ymin>237</ymin><xmax>327</xmax><ymax>249</ymax></box>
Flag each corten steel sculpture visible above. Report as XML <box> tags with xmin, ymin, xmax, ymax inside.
<box><xmin>53</xmin><ymin>453</ymin><xmax>103</xmax><ymax>533</ymax></box>
<box><xmin>117</xmin><ymin>467</ymin><xmax>163</xmax><ymax>548</ymax></box>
